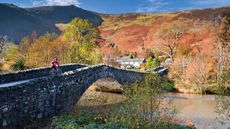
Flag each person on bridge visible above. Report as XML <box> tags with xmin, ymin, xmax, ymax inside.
<box><xmin>51</xmin><ymin>58</ymin><xmax>60</xmax><ymax>71</ymax></box>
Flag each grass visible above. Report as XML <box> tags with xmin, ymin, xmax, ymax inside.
<box><xmin>100</xmin><ymin>12</ymin><xmax>179</xmax><ymax>30</ymax></box>
<box><xmin>50</xmin><ymin>111</ymin><xmax>195</xmax><ymax>129</ymax></box>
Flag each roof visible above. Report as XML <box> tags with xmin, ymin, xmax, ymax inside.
<box><xmin>116</xmin><ymin>56</ymin><xmax>145</xmax><ymax>63</ymax></box>
<box><xmin>154</xmin><ymin>66</ymin><xmax>168</xmax><ymax>74</ymax></box>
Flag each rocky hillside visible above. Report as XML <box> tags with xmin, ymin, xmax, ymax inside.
<box><xmin>99</xmin><ymin>7</ymin><xmax>230</xmax><ymax>57</ymax></box>
<box><xmin>0</xmin><ymin>3</ymin><xmax>102</xmax><ymax>43</ymax></box>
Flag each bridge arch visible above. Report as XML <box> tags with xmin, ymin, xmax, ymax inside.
<box><xmin>0</xmin><ymin>65</ymin><xmax>146</xmax><ymax>128</ymax></box>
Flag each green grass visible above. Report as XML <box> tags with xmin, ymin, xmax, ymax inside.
<box><xmin>100</xmin><ymin>12</ymin><xmax>179</xmax><ymax>30</ymax></box>
<box><xmin>161</xmin><ymin>82</ymin><xmax>176</xmax><ymax>92</ymax></box>
<box><xmin>51</xmin><ymin>111</ymin><xmax>195</xmax><ymax>129</ymax></box>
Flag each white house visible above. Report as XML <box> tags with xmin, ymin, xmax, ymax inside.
<box><xmin>116</xmin><ymin>56</ymin><xmax>145</xmax><ymax>68</ymax></box>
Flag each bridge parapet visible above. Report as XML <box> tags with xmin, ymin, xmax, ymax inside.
<box><xmin>0</xmin><ymin>64</ymin><xmax>88</xmax><ymax>84</ymax></box>
<box><xmin>0</xmin><ymin>64</ymin><xmax>146</xmax><ymax>128</ymax></box>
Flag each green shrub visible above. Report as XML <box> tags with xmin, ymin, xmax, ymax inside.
<box><xmin>11</xmin><ymin>59</ymin><xmax>25</xmax><ymax>71</ymax></box>
<box><xmin>161</xmin><ymin>82</ymin><xmax>175</xmax><ymax>92</ymax></box>
<box><xmin>145</xmin><ymin>56</ymin><xmax>160</xmax><ymax>70</ymax></box>
<box><xmin>51</xmin><ymin>110</ymin><xmax>195</xmax><ymax>129</ymax></box>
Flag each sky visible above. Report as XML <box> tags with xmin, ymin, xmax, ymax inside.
<box><xmin>1</xmin><ymin>0</ymin><xmax>230</xmax><ymax>14</ymax></box>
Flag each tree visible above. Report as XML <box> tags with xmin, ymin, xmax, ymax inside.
<box><xmin>215</xmin><ymin>12</ymin><xmax>230</xmax><ymax>123</ymax></box>
<box><xmin>63</xmin><ymin>18</ymin><xmax>99</xmax><ymax>44</ymax></box>
<box><xmin>3</xmin><ymin>18</ymin><xmax>102</xmax><ymax>69</ymax></box>
<box><xmin>27</xmin><ymin>33</ymin><xmax>56</xmax><ymax>67</ymax></box>
<box><xmin>145</xmin><ymin>56</ymin><xmax>160</xmax><ymax>70</ymax></box>
<box><xmin>63</xmin><ymin>18</ymin><xmax>101</xmax><ymax>64</ymax></box>
<box><xmin>0</xmin><ymin>36</ymin><xmax>8</xmax><ymax>58</ymax></box>
<box><xmin>215</xmin><ymin>14</ymin><xmax>230</xmax><ymax>92</ymax></box>
<box><xmin>111</xmin><ymin>74</ymin><xmax>177</xmax><ymax>128</ymax></box>
<box><xmin>185</xmin><ymin>55</ymin><xmax>209</xmax><ymax>94</ymax></box>
<box><xmin>18</xmin><ymin>37</ymin><xmax>31</xmax><ymax>63</ymax></box>
<box><xmin>153</xmin><ymin>20</ymin><xmax>189</xmax><ymax>62</ymax></box>
<box><xmin>169</xmin><ymin>57</ymin><xmax>192</xmax><ymax>81</ymax></box>
<box><xmin>6</xmin><ymin>44</ymin><xmax>19</xmax><ymax>62</ymax></box>
<box><xmin>216</xmin><ymin>95</ymin><xmax>230</xmax><ymax>122</ymax></box>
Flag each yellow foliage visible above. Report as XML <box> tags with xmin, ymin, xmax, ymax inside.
<box><xmin>5</xmin><ymin>18</ymin><xmax>102</xmax><ymax>68</ymax></box>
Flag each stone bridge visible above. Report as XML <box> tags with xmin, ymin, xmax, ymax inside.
<box><xmin>0</xmin><ymin>64</ymin><xmax>146</xmax><ymax>128</ymax></box>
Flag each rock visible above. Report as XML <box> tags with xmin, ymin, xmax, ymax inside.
<box><xmin>90</xmin><ymin>78</ymin><xmax>124</xmax><ymax>94</ymax></box>
<box><xmin>1</xmin><ymin>105</ymin><xmax>9</xmax><ymax>113</ymax></box>
<box><xmin>2</xmin><ymin>120</ymin><xmax>7</xmax><ymax>127</ymax></box>
<box><xmin>37</xmin><ymin>113</ymin><xmax>43</xmax><ymax>119</ymax></box>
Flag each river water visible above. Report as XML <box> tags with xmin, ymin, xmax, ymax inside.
<box><xmin>166</xmin><ymin>93</ymin><xmax>230</xmax><ymax>129</ymax></box>
<box><xmin>77</xmin><ymin>79</ymin><xmax>230</xmax><ymax>129</ymax></box>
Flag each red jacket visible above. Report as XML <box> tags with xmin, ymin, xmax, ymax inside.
<box><xmin>51</xmin><ymin>60</ymin><xmax>60</xmax><ymax>67</ymax></box>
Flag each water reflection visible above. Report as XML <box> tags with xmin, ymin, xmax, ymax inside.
<box><xmin>215</xmin><ymin>95</ymin><xmax>230</xmax><ymax>123</ymax></box>
<box><xmin>166</xmin><ymin>93</ymin><xmax>230</xmax><ymax>129</ymax></box>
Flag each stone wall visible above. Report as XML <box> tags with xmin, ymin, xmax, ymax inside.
<box><xmin>0</xmin><ymin>65</ymin><xmax>146</xmax><ymax>128</ymax></box>
<box><xmin>0</xmin><ymin>64</ymin><xmax>87</xmax><ymax>84</ymax></box>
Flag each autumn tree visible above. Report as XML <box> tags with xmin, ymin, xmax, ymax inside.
<box><xmin>169</xmin><ymin>57</ymin><xmax>192</xmax><ymax>81</ymax></box>
<box><xmin>5</xmin><ymin>44</ymin><xmax>19</xmax><ymax>62</ymax></box>
<box><xmin>27</xmin><ymin>33</ymin><xmax>56</xmax><ymax>67</ymax></box>
<box><xmin>215</xmin><ymin>12</ymin><xmax>230</xmax><ymax>92</ymax></box>
<box><xmin>215</xmin><ymin>12</ymin><xmax>230</xmax><ymax>123</ymax></box>
<box><xmin>4</xmin><ymin>18</ymin><xmax>102</xmax><ymax>70</ymax></box>
<box><xmin>153</xmin><ymin>20</ymin><xmax>189</xmax><ymax>62</ymax></box>
<box><xmin>50</xmin><ymin>38</ymin><xmax>69</xmax><ymax>64</ymax></box>
<box><xmin>17</xmin><ymin>37</ymin><xmax>31</xmax><ymax>63</ymax></box>
<box><xmin>64</xmin><ymin>18</ymin><xmax>99</xmax><ymax>43</ymax></box>
<box><xmin>182</xmin><ymin>53</ymin><xmax>209</xmax><ymax>94</ymax></box>
<box><xmin>63</xmin><ymin>18</ymin><xmax>101</xmax><ymax>64</ymax></box>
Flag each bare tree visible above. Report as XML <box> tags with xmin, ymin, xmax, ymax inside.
<box><xmin>153</xmin><ymin>21</ymin><xmax>189</xmax><ymax>62</ymax></box>
<box><xmin>0</xmin><ymin>36</ymin><xmax>8</xmax><ymax>58</ymax></box>
<box><xmin>163</xmin><ymin>32</ymin><xmax>182</xmax><ymax>62</ymax></box>
<box><xmin>183</xmin><ymin>42</ymin><xmax>209</xmax><ymax>93</ymax></box>
<box><xmin>0</xmin><ymin>36</ymin><xmax>7</xmax><ymax>53</ymax></box>
<box><xmin>195</xmin><ymin>58</ymin><xmax>209</xmax><ymax>93</ymax></box>
<box><xmin>190</xmin><ymin>56</ymin><xmax>209</xmax><ymax>93</ymax></box>
<box><xmin>170</xmin><ymin>56</ymin><xmax>192</xmax><ymax>81</ymax></box>
<box><xmin>215</xmin><ymin>14</ymin><xmax>230</xmax><ymax>90</ymax></box>
<box><xmin>215</xmin><ymin>13</ymin><xmax>230</xmax><ymax>122</ymax></box>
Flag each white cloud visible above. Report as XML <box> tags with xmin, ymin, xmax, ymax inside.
<box><xmin>190</xmin><ymin>0</ymin><xmax>230</xmax><ymax>7</ymax></box>
<box><xmin>32</xmin><ymin>0</ymin><xmax>80</xmax><ymax>7</ymax></box>
<box><xmin>136</xmin><ymin>0</ymin><xmax>169</xmax><ymax>13</ymax></box>
<box><xmin>136</xmin><ymin>0</ymin><xmax>230</xmax><ymax>13</ymax></box>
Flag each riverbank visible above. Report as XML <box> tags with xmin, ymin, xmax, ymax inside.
<box><xmin>174</xmin><ymin>80</ymin><xmax>230</xmax><ymax>95</ymax></box>
<box><xmin>75</xmin><ymin>78</ymin><xmax>230</xmax><ymax>129</ymax></box>
<box><xmin>50</xmin><ymin>77</ymin><xmax>195</xmax><ymax>129</ymax></box>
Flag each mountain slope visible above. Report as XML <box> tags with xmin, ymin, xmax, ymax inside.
<box><xmin>27</xmin><ymin>5</ymin><xmax>102</xmax><ymax>26</ymax></box>
<box><xmin>99</xmin><ymin>7</ymin><xmax>230</xmax><ymax>57</ymax></box>
<box><xmin>0</xmin><ymin>4</ymin><xmax>102</xmax><ymax>43</ymax></box>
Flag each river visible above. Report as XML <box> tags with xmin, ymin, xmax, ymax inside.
<box><xmin>76</xmin><ymin>79</ymin><xmax>230</xmax><ymax>129</ymax></box>
<box><xmin>166</xmin><ymin>93</ymin><xmax>230</xmax><ymax>129</ymax></box>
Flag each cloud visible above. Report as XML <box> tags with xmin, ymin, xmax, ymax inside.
<box><xmin>176</xmin><ymin>0</ymin><xmax>230</xmax><ymax>12</ymax></box>
<box><xmin>136</xmin><ymin>0</ymin><xmax>169</xmax><ymax>13</ymax></box>
<box><xmin>190</xmin><ymin>0</ymin><xmax>230</xmax><ymax>8</ymax></box>
<box><xmin>136</xmin><ymin>0</ymin><xmax>230</xmax><ymax>13</ymax></box>
<box><xmin>32</xmin><ymin>0</ymin><xmax>80</xmax><ymax>7</ymax></box>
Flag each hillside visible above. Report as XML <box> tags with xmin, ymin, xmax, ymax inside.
<box><xmin>0</xmin><ymin>4</ymin><xmax>229</xmax><ymax>57</ymax></box>
<box><xmin>0</xmin><ymin>3</ymin><xmax>102</xmax><ymax>43</ymax></box>
<box><xmin>99</xmin><ymin>7</ymin><xmax>230</xmax><ymax>57</ymax></box>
